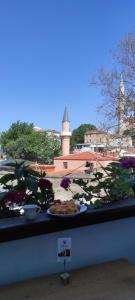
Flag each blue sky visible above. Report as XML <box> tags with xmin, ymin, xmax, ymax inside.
<box><xmin>0</xmin><ymin>0</ymin><xmax>135</xmax><ymax>132</ymax></box>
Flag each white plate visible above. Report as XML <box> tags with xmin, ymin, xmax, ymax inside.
<box><xmin>47</xmin><ymin>204</ymin><xmax>87</xmax><ymax>218</ymax></box>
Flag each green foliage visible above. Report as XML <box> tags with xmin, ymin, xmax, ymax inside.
<box><xmin>0</xmin><ymin>121</ymin><xmax>61</xmax><ymax>163</ymax></box>
<box><xmin>90</xmin><ymin>199</ymin><xmax>103</xmax><ymax>209</ymax></box>
<box><xmin>0</xmin><ymin>121</ymin><xmax>34</xmax><ymax>146</ymax></box>
<box><xmin>0</xmin><ymin>160</ymin><xmax>134</xmax><ymax>219</ymax></box>
<box><xmin>72</xmin><ymin>162</ymin><xmax>134</xmax><ymax>207</ymax></box>
<box><xmin>0</xmin><ymin>160</ymin><xmax>41</xmax><ymax>193</ymax></box>
<box><xmin>0</xmin><ymin>161</ymin><xmax>54</xmax><ymax>216</ymax></box>
<box><xmin>123</xmin><ymin>128</ymin><xmax>135</xmax><ymax>145</ymax></box>
<box><xmin>71</xmin><ymin>123</ymin><xmax>96</xmax><ymax>150</ymax></box>
<box><xmin>0</xmin><ymin>173</ymin><xmax>15</xmax><ymax>186</ymax></box>
<box><xmin>91</xmin><ymin>163</ymin><xmax>133</xmax><ymax>203</ymax></box>
<box><xmin>72</xmin><ymin>178</ymin><xmax>94</xmax><ymax>202</ymax></box>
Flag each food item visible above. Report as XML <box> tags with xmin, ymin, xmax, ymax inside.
<box><xmin>49</xmin><ymin>200</ymin><xmax>80</xmax><ymax>215</ymax></box>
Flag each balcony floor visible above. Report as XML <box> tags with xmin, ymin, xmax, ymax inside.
<box><xmin>0</xmin><ymin>259</ymin><xmax>135</xmax><ymax>300</ymax></box>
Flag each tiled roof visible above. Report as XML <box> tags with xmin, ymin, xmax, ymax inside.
<box><xmin>54</xmin><ymin>151</ymin><xmax>118</xmax><ymax>161</ymax></box>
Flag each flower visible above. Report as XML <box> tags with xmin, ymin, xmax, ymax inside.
<box><xmin>60</xmin><ymin>178</ymin><xmax>71</xmax><ymax>190</ymax></box>
<box><xmin>38</xmin><ymin>178</ymin><xmax>54</xmax><ymax>209</ymax></box>
<box><xmin>39</xmin><ymin>178</ymin><xmax>52</xmax><ymax>191</ymax></box>
<box><xmin>4</xmin><ymin>191</ymin><xmax>26</xmax><ymax>204</ymax></box>
<box><xmin>120</xmin><ymin>157</ymin><xmax>135</xmax><ymax>169</ymax></box>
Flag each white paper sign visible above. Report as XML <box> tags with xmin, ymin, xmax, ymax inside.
<box><xmin>57</xmin><ymin>238</ymin><xmax>72</xmax><ymax>262</ymax></box>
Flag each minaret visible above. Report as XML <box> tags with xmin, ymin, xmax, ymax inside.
<box><xmin>118</xmin><ymin>74</ymin><xmax>126</xmax><ymax>134</ymax></box>
<box><xmin>61</xmin><ymin>106</ymin><xmax>72</xmax><ymax>156</ymax></box>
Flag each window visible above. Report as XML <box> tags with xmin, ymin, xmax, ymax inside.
<box><xmin>85</xmin><ymin>162</ymin><xmax>94</xmax><ymax>174</ymax></box>
<box><xmin>63</xmin><ymin>162</ymin><xmax>68</xmax><ymax>169</ymax></box>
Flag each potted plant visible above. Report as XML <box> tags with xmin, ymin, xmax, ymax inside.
<box><xmin>0</xmin><ymin>160</ymin><xmax>54</xmax><ymax>218</ymax></box>
<box><xmin>60</xmin><ymin>161</ymin><xmax>134</xmax><ymax>209</ymax></box>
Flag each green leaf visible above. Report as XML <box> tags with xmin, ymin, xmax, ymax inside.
<box><xmin>26</xmin><ymin>176</ymin><xmax>38</xmax><ymax>193</ymax></box>
<box><xmin>0</xmin><ymin>192</ymin><xmax>7</xmax><ymax>200</ymax></box>
<box><xmin>93</xmin><ymin>200</ymin><xmax>103</xmax><ymax>209</ymax></box>
<box><xmin>0</xmin><ymin>173</ymin><xmax>15</xmax><ymax>185</ymax></box>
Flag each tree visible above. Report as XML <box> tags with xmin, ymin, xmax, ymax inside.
<box><xmin>91</xmin><ymin>32</ymin><xmax>135</xmax><ymax>131</ymax></box>
<box><xmin>0</xmin><ymin>121</ymin><xmax>61</xmax><ymax>164</ymax></box>
<box><xmin>1</xmin><ymin>121</ymin><xmax>34</xmax><ymax>146</ymax></box>
<box><xmin>71</xmin><ymin>123</ymin><xmax>97</xmax><ymax>150</ymax></box>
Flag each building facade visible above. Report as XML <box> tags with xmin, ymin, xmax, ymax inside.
<box><xmin>84</xmin><ymin>129</ymin><xmax>132</xmax><ymax>150</ymax></box>
<box><xmin>54</xmin><ymin>151</ymin><xmax>118</xmax><ymax>173</ymax></box>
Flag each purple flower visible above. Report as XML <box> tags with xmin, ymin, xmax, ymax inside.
<box><xmin>60</xmin><ymin>178</ymin><xmax>71</xmax><ymax>190</ymax></box>
<box><xmin>39</xmin><ymin>178</ymin><xmax>52</xmax><ymax>191</ymax></box>
<box><xmin>120</xmin><ymin>157</ymin><xmax>135</xmax><ymax>169</ymax></box>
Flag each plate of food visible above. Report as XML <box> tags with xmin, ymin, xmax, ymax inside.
<box><xmin>47</xmin><ymin>200</ymin><xmax>87</xmax><ymax>217</ymax></box>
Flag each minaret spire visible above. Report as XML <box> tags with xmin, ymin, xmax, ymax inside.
<box><xmin>61</xmin><ymin>106</ymin><xmax>72</xmax><ymax>156</ymax></box>
<box><xmin>120</xmin><ymin>74</ymin><xmax>125</xmax><ymax>96</ymax></box>
<box><xmin>118</xmin><ymin>74</ymin><xmax>126</xmax><ymax>134</ymax></box>
<box><xmin>62</xmin><ymin>106</ymin><xmax>69</xmax><ymax>122</ymax></box>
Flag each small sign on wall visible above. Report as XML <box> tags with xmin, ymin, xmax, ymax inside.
<box><xmin>57</xmin><ymin>238</ymin><xmax>72</xmax><ymax>262</ymax></box>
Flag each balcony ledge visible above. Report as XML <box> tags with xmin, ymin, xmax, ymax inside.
<box><xmin>1</xmin><ymin>198</ymin><xmax>135</xmax><ymax>243</ymax></box>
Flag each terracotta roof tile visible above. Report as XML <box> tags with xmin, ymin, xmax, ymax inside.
<box><xmin>54</xmin><ymin>151</ymin><xmax>118</xmax><ymax>161</ymax></box>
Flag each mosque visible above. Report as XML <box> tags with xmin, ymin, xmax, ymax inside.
<box><xmin>52</xmin><ymin>106</ymin><xmax>118</xmax><ymax>174</ymax></box>
<box><xmin>32</xmin><ymin>77</ymin><xmax>134</xmax><ymax>175</ymax></box>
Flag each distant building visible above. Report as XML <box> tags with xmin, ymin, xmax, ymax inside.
<box><xmin>81</xmin><ymin>129</ymin><xmax>132</xmax><ymax>152</ymax></box>
<box><xmin>46</xmin><ymin>129</ymin><xmax>60</xmax><ymax>138</ymax></box>
<box><xmin>54</xmin><ymin>151</ymin><xmax>118</xmax><ymax>173</ymax></box>
<box><xmin>34</xmin><ymin>126</ymin><xmax>60</xmax><ymax>138</ymax></box>
<box><xmin>109</xmin><ymin>134</ymin><xmax>132</xmax><ymax>148</ymax></box>
<box><xmin>33</xmin><ymin>126</ymin><xmax>44</xmax><ymax>132</ymax></box>
<box><xmin>74</xmin><ymin>143</ymin><xmax>97</xmax><ymax>153</ymax></box>
<box><xmin>119</xmin><ymin>150</ymin><xmax>135</xmax><ymax>158</ymax></box>
<box><xmin>84</xmin><ymin>129</ymin><xmax>109</xmax><ymax>149</ymax></box>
